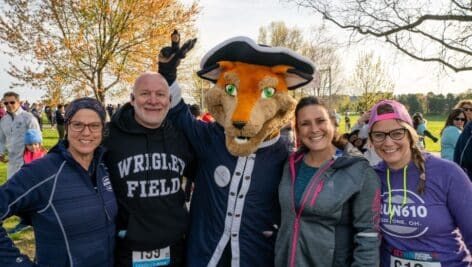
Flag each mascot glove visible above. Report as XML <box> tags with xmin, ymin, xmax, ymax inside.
<box><xmin>169</xmin><ymin>81</ymin><xmax>182</xmax><ymax>108</ymax></box>
<box><xmin>158</xmin><ymin>29</ymin><xmax>197</xmax><ymax>85</ymax></box>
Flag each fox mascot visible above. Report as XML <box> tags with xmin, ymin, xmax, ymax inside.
<box><xmin>159</xmin><ymin>31</ymin><xmax>315</xmax><ymax>267</ymax></box>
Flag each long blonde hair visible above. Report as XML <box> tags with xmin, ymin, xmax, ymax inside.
<box><xmin>398</xmin><ymin>121</ymin><xmax>426</xmax><ymax>194</ymax></box>
<box><xmin>454</xmin><ymin>99</ymin><xmax>472</xmax><ymax>110</ymax></box>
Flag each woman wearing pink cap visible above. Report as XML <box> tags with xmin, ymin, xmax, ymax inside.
<box><xmin>368</xmin><ymin>99</ymin><xmax>472</xmax><ymax>267</ymax></box>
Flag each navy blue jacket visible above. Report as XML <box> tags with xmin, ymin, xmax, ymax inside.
<box><xmin>0</xmin><ymin>140</ymin><xmax>117</xmax><ymax>267</ymax></box>
<box><xmin>168</xmin><ymin>101</ymin><xmax>288</xmax><ymax>267</ymax></box>
<box><xmin>454</xmin><ymin>121</ymin><xmax>472</xmax><ymax>180</ymax></box>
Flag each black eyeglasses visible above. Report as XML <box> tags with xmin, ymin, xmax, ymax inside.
<box><xmin>463</xmin><ymin>108</ymin><xmax>472</xmax><ymax>112</ymax></box>
<box><xmin>454</xmin><ymin>117</ymin><xmax>466</xmax><ymax>122</ymax></box>
<box><xmin>370</xmin><ymin>128</ymin><xmax>407</xmax><ymax>143</ymax></box>
<box><xmin>68</xmin><ymin>121</ymin><xmax>102</xmax><ymax>132</ymax></box>
<box><xmin>3</xmin><ymin>101</ymin><xmax>16</xmax><ymax>106</ymax></box>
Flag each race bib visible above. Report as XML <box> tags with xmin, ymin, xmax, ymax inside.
<box><xmin>390</xmin><ymin>255</ymin><xmax>441</xmax><ymax>267</ymax></box>
<box><xmin>132</xmin><ymin>247</ymin><xmax>170</xmax><ymax>267</ymax></box>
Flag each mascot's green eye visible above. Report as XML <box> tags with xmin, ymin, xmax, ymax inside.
<box><xmin>225</xmin><ymin>84</ymin><xmax>237</xmax><ymax>96</ymax></box>
<box><xmin>261</xmin><ymin>87</ymin><xmax>275</xmax><ymax>99</ymax></box>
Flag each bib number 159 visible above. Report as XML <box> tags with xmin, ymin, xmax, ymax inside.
<box><xmin>139</xmin><ymin>249</ymin><xmax>161</xmax><ymax>260</ymax></box>
<box><xmin>132</xmin><ymin>247</ymin><xmax>171</xmax><ymax>267</ymax></box>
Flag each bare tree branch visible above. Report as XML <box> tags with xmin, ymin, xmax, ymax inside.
<box><xmin>286</xmin><ymin>0</ymin><xmax>472</xmax><ymax>72</ymax></box>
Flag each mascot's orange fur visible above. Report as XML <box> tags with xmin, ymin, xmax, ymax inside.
<box><xmin>203</xmin><ymin>61</ymin><xmax>297</xmax><ymax>156</ymax></box>
<box><xmin>159</xmin><ymin>33</ymin><xmax>315</xmax><ymax>266</ymax></box>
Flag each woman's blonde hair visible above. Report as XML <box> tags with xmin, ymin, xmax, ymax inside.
<box><xmin>398</xmin><ymin>121</ymin><xmax>426</xmax><ymax>194</ymax></box>
<box><xmin>455</xmin><ymin>99</ymin><xmax>472</xmax><ymax>109</ymax></box>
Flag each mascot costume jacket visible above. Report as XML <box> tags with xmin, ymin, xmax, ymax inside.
<box><xmin>158</xmin><ymin>31</ymin><xmax>315</xmax><ymax>267</ymax></box>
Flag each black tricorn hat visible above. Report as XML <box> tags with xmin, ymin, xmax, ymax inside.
<box><xmin>197</xmin><ymin>36</ymin><xmax>316</xmax><ymax>90</ymax></box>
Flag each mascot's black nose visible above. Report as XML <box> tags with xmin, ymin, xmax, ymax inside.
<box><xmin>233</xmin><ymin>121</ymin><xmax>246</xmax><ymax>130</ymax></box>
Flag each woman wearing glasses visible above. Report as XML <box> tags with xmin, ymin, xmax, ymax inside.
<box><xmin>440</xmin><ymin>109</ymin><xmax>467</xmax><ymax>161</ymax></box>
<box><xmin>454</xmin><ymin>99</ymin><xmax>472</xmax><ymax>122</ymax></box>
<box><xmin>0</xmin><ymin>97</ymin><xmax>117</xmax><ymax>266</ymax></box>
<box><xmin>368</xmin><ymin>100</ymin><xmax>472</xmax><ymax>267</ymax></box>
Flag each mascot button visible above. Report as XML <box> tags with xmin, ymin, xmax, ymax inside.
<box><xmin>214</xmin><ymin>165</ymin><xmax>231</xmax><ymax>187</ymax></box>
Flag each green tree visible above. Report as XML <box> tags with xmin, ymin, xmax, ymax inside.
<box><xmin>0</xmin><ymin>0</ymin><xmax>199</xmax><ymax>104</ymax></box>
<box><xmin>445</xmin><ymin>93</ymin><xmax>457</xmax><ymax>111</ymax></box>
<box><xmin>426</xmin><ymin>92</ymin><xmax>446</xmax><ymax>114</ymax></box>
<box><xmin>398</xmin><ymin>94</ymin><xmax>424</xmax><ymax>114</ymax></box>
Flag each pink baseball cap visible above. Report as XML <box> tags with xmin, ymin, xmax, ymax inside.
<box><xmin>368</xmin><ymin>99</ymin><xmax>412</xmax><ymax>130</ymax></box>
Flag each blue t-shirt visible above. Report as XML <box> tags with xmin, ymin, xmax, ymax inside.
<box><xmin>416</xmin><ymin>123</ymin><xmax>426</xmax><ymax>135</ymax></box>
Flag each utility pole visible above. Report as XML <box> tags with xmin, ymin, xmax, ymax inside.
<box><xmin>327</xmin><ymin>66</ymin><xmax>332</xmax><ymax>107</ymax></box>
<box><xmin>317</xmin><ymin>67</ymin><xmax>332</xmax><ymax>106</ymax></box>
<box><xmin>200</xmin><ymin>78</ymin><xmax>204</xmax><ymax>109</ymax></box>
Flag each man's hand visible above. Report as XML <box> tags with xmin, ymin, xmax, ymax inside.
<box><xmin>158</xmin><ymin>29</ymin><xmax>197</xmax><ymax>85</ymax></box>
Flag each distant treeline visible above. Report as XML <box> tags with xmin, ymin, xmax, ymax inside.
<box><xmin>333</xmin><ymin>89</ymin><xmax>472</xmax><ymax>115</ymax></box>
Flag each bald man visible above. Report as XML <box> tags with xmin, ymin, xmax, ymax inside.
<box><xmin>103</xmin><ymin>72</ymin><xmax>194</xmax><ymax>267</ymax></box>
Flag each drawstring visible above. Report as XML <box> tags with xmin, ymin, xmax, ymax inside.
<box><xmin>386</xmin><ymin>165</ymin><xmax>408</xmax><ymax>223</ymax></box>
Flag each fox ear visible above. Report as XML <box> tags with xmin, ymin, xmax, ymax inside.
<box><xmin>197</xmin><ymin>61</ymin><xmax>235</xmax><ymax>82</ymax></box>
<box><xmin>271</xmin><ymin>65</ymin><xmax>313</xmax><ymax>90</ymax></box>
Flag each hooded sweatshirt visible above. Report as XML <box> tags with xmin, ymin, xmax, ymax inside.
<box><xmin>275</xmin><ymin>146</ymin><xmax>381</xmax><ymax>267</ymax></box>
<box><xmin>102</xmin><ymin>103</ymin><xmax>194</xmax><ymax>251</ymax></box>
<box><xmin>374</xmin><ymin>153</ymin><xmax>472</xmax><ymax>267</ymax></box>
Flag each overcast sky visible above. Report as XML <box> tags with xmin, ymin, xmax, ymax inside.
<box><xmin>1</xmin><ymin>0</ymin><xmax>470</xmax><ymax>102</ymax></box>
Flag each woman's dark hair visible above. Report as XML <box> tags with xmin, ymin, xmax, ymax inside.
<box><xmin>376</xmin><ymin>103</ymin><xmax>395</xmax><ymax>115</ymax></box>
<box><xmin>294</xmin><ymin>96</ymin><xmax>347</xmax><ymax>149</ymax></box>
<box><xmin>412</xmin><ymin>112</ymin><xmax>424</xmax><ymax>130</ymax></box>
<box><xmin>441</xmin><ymin>108</ymin><xmax>467</xmax><ymax>135</ymax></box>
<box><xmin>189</xmin><ymin>104</ymin><xmax>201</xmax><ymax>117</ymax></box>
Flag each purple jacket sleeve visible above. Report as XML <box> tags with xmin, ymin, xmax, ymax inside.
<box><xmin>446</xmin><ymin>163</ymin><xmax>472</xmax><ymax>250</ymax></box>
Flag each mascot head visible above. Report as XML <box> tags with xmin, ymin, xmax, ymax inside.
<box><xmin>197</xmin><ymin>37</ymin><xmax>315</xmax><ymax>156</ymax></box>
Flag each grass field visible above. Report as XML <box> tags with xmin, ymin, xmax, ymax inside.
<box><xmin>0</xmin><ymin>115</ymin><xmax>446</xmax><ymax>259</ymax></box>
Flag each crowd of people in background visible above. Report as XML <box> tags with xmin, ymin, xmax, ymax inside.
<box><xmin>3</xmin><ymin>94</ymin><xmax>470</xmax><ymax>170</ymax></box>
<box><xmin>0</xmin><ymin>99</ymin><xmax>125</xmax><ymax>142</ymax></box>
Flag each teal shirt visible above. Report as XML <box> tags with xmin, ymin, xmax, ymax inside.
<box><xmin>441</xmin><ymin>125</ymin><xmax>461</xmax><ymax>161</ymax></box>
<box><xmin>294</xmin><ymin>160</ymin><xmax>318</xmax><ymax>208</ymax></box>
<box><xmin>294</xmin><ymin>149</ymin><xmax>343</xmax><ymax>208</ymax></box>
<box><xmin>416</xmin><ymin>123</ymin><xmax>426</xmax><ymax>135</ymax></box>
